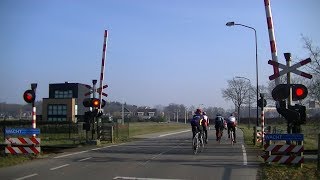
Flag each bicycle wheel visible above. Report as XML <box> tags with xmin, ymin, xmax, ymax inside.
<box><xmin>204</xmin><ymin>131</ymin><xmax>208</xmax><ymax>144</ymax></box>
<box><xmin>192</xmin><ymin>133</ymin><xmax>199</xmax><ymax>154</ymax></box>
<box><xmin>230</xmin><ymin>130</ymin><xmax>234</xmax><ymax>145</ymax></box>
<box><xmin>218</xmin><ymin>130</ymin><xmax>222</xmax><ymax>144</ymax></box>
<box><xmin>199</xmin><ymin>133</ymin><xmax>204</xmax><ymax>152</ymax></box>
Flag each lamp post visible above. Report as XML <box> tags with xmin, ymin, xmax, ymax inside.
<box><xmin>226</xmin><ymin>21</ymin><xmax>259</xmax><ymax>126</ymax></box>
<box><xmin>235</xmin><ymin>76</ymin><xmax>251</xmax><ymax>128</ymax></box>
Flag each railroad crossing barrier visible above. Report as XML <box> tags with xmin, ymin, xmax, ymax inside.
<box><xmin>262</xmin><ymin>133</ymin><xmax>304</xmax><ymax>165</ymax></box>
<box><xmin>4</xmin><ymin>128</ymin><xmax>41</xmax><ymax>154</ymax></box>
<box><xmin>5</xmin><ymin>137</ymin><xmax>41</xmax><ymax>154</ymax></box>
<box><xmin>253</xmin><ymin>126</ymin><xmax>271</xmax><ymax>145</ymax></box>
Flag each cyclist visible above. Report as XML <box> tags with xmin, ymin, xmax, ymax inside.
<box><xmin>201</xmin><ymin>112</ymin><xmax>209</xmax><ymax>144</ymax></box>
<box><xmin>190</xmin><ymin>108</ymin><xmax>203</xmax><ymax>139</ymax></box>
<box><xmin>214</xmin><ymin>113</ymin><xmax>225</xmax><ymax>141</ymax></box>
<box><xmin>227</xmin><ymin>113</ymin><xmax>237</xmax><ymax>143</ymax></box>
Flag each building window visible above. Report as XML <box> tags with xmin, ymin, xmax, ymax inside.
<box><xmin>137</xmin><ymin>112</ymin><xmax>144</xmax><ymax>116</ymax></box>
<box><xmin>148</xmin><ymin>112</ymin><xmax>155</xmax><ymax>117</ymax></box>
<box><xmin>48</xmin><ymin>117</ymin><xmax>67</xmax><ymax>121</ymax></box>
<box><xmin>54</xmin><ymin>90</ymin><xmax>73</xmax><ymax>98</ymax></box>
<box><xmin>48</xmin><ymin>104</ymin><xmax>67</xmax><ymax>121</ymax></box>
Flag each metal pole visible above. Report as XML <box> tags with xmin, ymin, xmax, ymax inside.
<box><xmin>248</xmin><ymin>88</ymin><xmax>251</xmax><ymax>128</ymax></box>
<box><xmin>92</xmin><ymin>80</ymin><xmax>97</xmax><ymax>140</ymax></box>
<box><xmin>184</xmin><ymin>108</ymin><xmax>187</xmax><ymax>124</ymax></box>
<box><xmin>284</xmin><ymin>53</ymin><xmax>292</xmax><ymax>136</ymax></box>
<box><xmin>122</xmin><ymin>101</ymin><xmax>124</xmax><ymax>125</ymax></box>
<box><xmin>176</xmin><ymin>111</ymin><xmax>179</xmax><ymax>123</ymax></box>
<box><xmin>260</xmin><ymin>93</ymin><xmax>265</xmax><ymax>147</ymax></box>
<box><xmin>31</xmin><ymin>83</ymin><xmax>37</xmax><ymax>137</ymax></box>
<box><xmin>254</xmin><ymin>29</ymin><xmax>259</xmax><ymax>127</ymax></box>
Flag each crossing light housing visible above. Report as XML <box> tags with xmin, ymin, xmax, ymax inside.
<box><xmin>291</xmin><ymin>84</ymin><xmax>308</xmax><ymax>101</ymax></box>
<box><xmin>23</xmin><ymin>90</ymin><xmax>36</xmax><ymax>103</ymax></box>
<box><xmin>83</xmin><ymin>98</ymin><xmax>106</xmax><ymax>108</ymax></box>
<box><xmin>272</xmin><ymin>84</ymin><xmax>308</xmax><ymax>101</ymax></box>
<box><xmin>272</xmin><ymin>84</ymin><xmax>290</xmax><ymax>101</ymax></box>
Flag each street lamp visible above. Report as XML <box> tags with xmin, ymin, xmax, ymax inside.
<box><xmin>235</xmin><ymin>76</ymin><xmax>251</xmax><ymax>128</ymax></box>
<box><xmin>226</xmin><ymin>21</ymin><xmax>259</xmax><ymax>127</ymax></box>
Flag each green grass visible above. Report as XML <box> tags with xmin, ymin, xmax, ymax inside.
<box><xmin>0</xmin><ymin>154</ymin><xmax>37</xmax><ymax>168</ymax></box>
<box><xmin>129</xmin><ymin>122</ymin><xmax>189</xmax><ymax>137</ymax></box>
<box><xmin>261</xmin><ymin>161</ymin><xmax>319</xmax><ymax>180</ymax></box>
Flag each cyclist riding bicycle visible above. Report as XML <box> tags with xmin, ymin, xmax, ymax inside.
<box><xmin>201</xmin><ymin>112</ymin><xmax>209</xmax><ymax>144</ymax></box>
<box><xmin>227</xmin><ymin>113</ymin><xmax>237</xmax><ymax>143</ymax></box>
<box><xmin>214</xmin><ymin>113</ymin><xmax>225</xmax><ymax>141</ymax></box>
<box><xmin>190</xmin><ymin>108</ymin><xmax>203</xmax><ymax>139</ymax></box>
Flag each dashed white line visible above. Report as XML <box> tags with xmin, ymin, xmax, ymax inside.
<box><xmin>242</xmin><ymin>144</ymin><xmax>248</xmax><ymax>166</ymax></box>
<box><xmin>78</xmin><ymin>157</ymin><xmax>92</xmax><ymax>162</ymax></box>
<box><xmin>50</xmin><ymin>164</ymin><xmax>70</xmax><ymax>170</ymax></box>
<box><xmin>53</xmin><ymin>150</ymin><xmax>89</xmax><ymax>159</ymax></box>
<box><xmin>15</xmin><ymin>173</ymin><xmax>38</xmax><ymax>180</ymax></box>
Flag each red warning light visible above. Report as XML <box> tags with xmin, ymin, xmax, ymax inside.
<box><xmin>23</xmin><ymin>90</ymin><xmax>35</xmax><ymax>103</ymax></box>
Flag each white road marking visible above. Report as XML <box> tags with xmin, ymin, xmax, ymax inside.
<box><xmin>15</xmin><ymin>173</ymin><xmax>38</xmax><ymax>180</ymax></box>
<box><xmin>158</xmin><ymin>130</ymin><xmax>190</xmax><ymax>137</ymax></box>
<box><xmin>113</xmin><ymin>176</ymin><xmax>184</xmax><ymax>180</ymax></box>
<box><xmin>91</xmin><ymin>143</ymin><xmax>124</xmax><ymax>151</ymax></box>
<box><xmin>242</xmin><ymin>144</ymin><xmax>248</xmax><ymax>166</ymax></box>
<box><xmin>50</xmin><ymin>164</ymin><xmax>70</xmax><ymax>170</ymax></box>
<box><xmin>53</xmin><ymin>150</ymin><xmax>89</xmax><ymax>159</ymax></box>
<box><xmin>78</xmin><ymin>157</ymin><xmax>92</xmax><ymax>162</ymax></box>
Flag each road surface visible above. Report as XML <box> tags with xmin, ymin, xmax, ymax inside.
<box><xmin>0</xmin><ymin>128</ymin><xmax>261</xmax><ymax>180</ymax></box>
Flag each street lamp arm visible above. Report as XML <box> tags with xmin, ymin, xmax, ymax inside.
<box><xmin>234</xmin><ymin>23</ymin><xmax>256</xmax><ymax>32</ymax></box>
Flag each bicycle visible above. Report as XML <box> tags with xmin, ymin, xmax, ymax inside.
<box><xmin>216</xmin><ymin>128</ymin><xmax>223</xmax><ymax>144</ymax></box>
<box><xmin>192</xmin><ymin>131</ymin><xmax>204</xmax><ymax>154</ymax></box>
<box><xmin>229</xmin><ymin>128</ymin><xmax>235</xmax><ymax>145</ymax></box>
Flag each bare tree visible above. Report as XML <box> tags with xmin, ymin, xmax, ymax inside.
<box><xmin>301</xmin><ymin>35</ymin><xmax>320</xmax><ymax>104</ymax></box>
<box><xmin>221</xmin><ymin>78</ymin><xmax>251</xmax><ymax>122</ymax></box>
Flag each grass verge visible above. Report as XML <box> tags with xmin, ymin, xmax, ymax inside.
<box><xmin>239</xmin><ymin>125</ymin><xmax>319</xmax><ymax>180</ymax></box>
<box><xmin>0</xmin><ymin>122</ymin><xmax>189</xmax><ymax>168</ymax></box>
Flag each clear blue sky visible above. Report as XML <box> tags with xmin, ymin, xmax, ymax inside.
<box><xmin>1</xmin><ymin>0</ymin><xmax>319</xmax><ymax>109</ymax></box>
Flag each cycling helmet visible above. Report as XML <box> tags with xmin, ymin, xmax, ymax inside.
<box><xmin>195</xmin><ymin>108</ymin><xmax>202</xmax><ymax>114</ymax></box>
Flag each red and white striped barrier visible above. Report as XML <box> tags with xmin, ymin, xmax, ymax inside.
<box><xmin>5</xmin><ymin>146</ymin><xmax>41</xmax><ymax>154</ymax></box>
<box><xmin>5</xmin><ymin>137</ymin><xmax>40</xmax><ymax>145</ymax></box>
<box><xmin>262</xmin><ymin>155</ymin><xmax>304</xmax><ymax>164</ymax></box>
<box><xmin>263</xmin><ymin>141</ymin><xmax>304</xmax><ymax>164</ymax></box>
<box><xmin>264</xmin><ymin>144</ymin><xmax>304</xmax><ymax>153</ymax></box>
<box><xmin>5</xmin><ymin>137</ymin><xmax>41</xmax><ymax>154</ymax></box>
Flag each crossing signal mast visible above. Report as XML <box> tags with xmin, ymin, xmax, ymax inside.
<box><xmin>269</xmin><ymin>53</ymin><xmax>312</xmax><ymax>134</ymax></box>
<box><xmin>82</xmin><ymin>30</ymin><xmax>109</xmax><ymax>138</ymax></box>
<box><xmin>23</xmin><ymin>83</ymin><xmax>38</xmax><ymax>137</ymax></box>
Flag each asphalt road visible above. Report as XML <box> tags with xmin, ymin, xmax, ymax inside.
<box><xmin>0</xmin><ymin>128</ymin><xmax>261</xmax><ymax>180</ymax></box>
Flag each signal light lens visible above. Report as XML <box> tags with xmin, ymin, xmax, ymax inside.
<box><xmin>292</xmin><ymin>84</ymin><xmax>308</xmax><ymax>101</ymax></box>
<box><xmin>295</xmin><ymin>88</ymin><xmax>304</xmax><ymax>97</ymax></box>
<box><xmin>23</xmin><ymin>90</ymin><xmax>35</xmax><ymax>103</ymax></box>
<box><xmin>92</xmin><ymin>99</ymin><xmax>100</xmax><ymax>107</ymax></box>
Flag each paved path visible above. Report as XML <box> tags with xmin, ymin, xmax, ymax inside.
<box><xmin>0</xmin><ymin>128</ymin><xmax>262</xmax><ymax>180</ymax></box>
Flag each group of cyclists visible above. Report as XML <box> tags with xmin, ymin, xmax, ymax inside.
<box><xmin>190</xmin><ymin>108</ymin><xmax>237</xmax><ymax>144</ymax></box>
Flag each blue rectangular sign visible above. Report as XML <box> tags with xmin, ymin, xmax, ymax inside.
<box><xmin>5</xmin><ymin>128</ymin><xmax>40</xmax><ymax>135</ymax></box>
<box><xmin>264</xmin><ymin>134</ymin><xmax>304</xmax><ymax>141</ymax></box>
